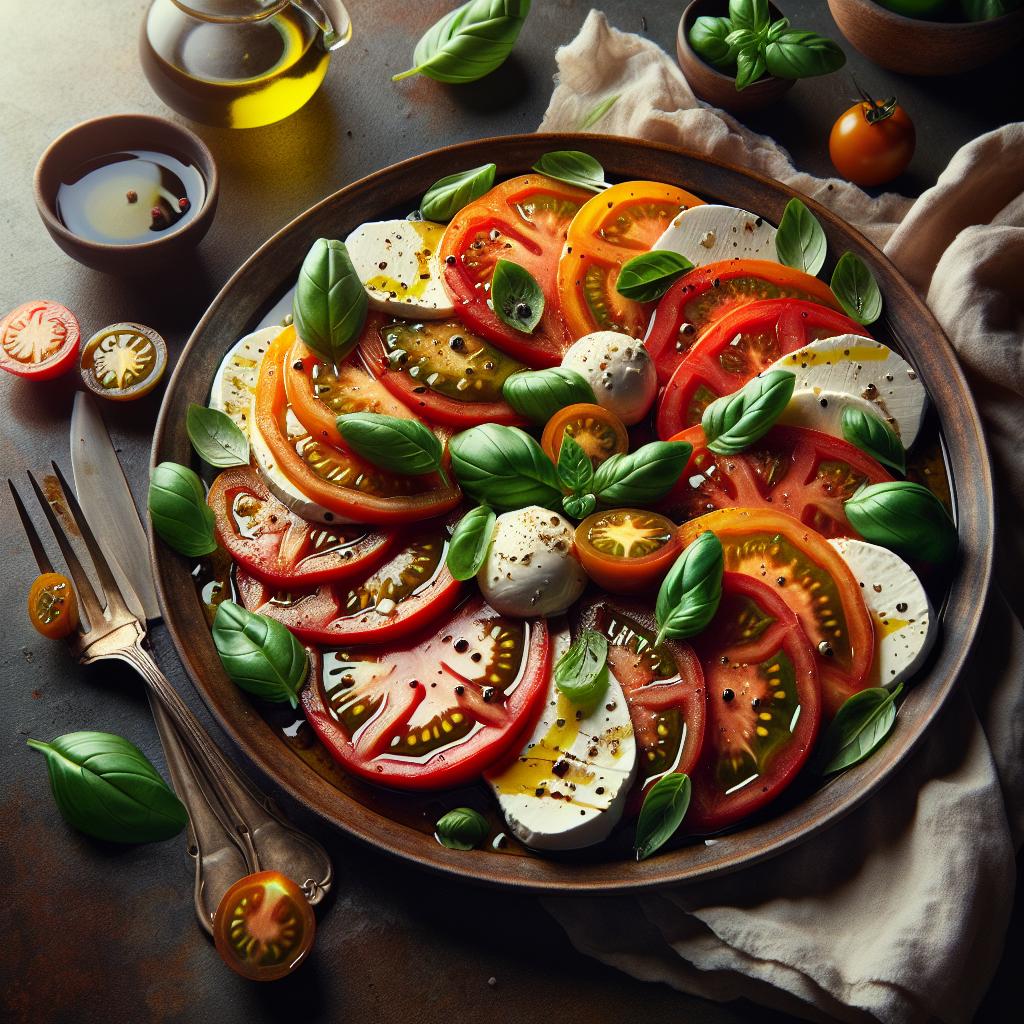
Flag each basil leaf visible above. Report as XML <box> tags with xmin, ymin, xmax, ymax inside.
<box><xmin>393</xmin><ymin>0</ymin><xmax>531</xmax><ymax>84</ymax></box>
<box><xmin>435</xmin><ymin>806</ymin><xmax>489</xmax><ymax>850</ymax></box>
<box><xmin>492</xmin><ymin>259</ymin><xmax>544</xmax><ymax>334</ymax></box>
<box><xmin>616</xmin><ymin>251</ymin><xmax>695</xmax><ymax>302</ymax></box>
<box><xmin>841</xmin><ymin>406</ymin><xmax>906</xmax><ymax>475</ymax></box>
<box><xmin>578</xmin><ymin>93</ymin><xmax>620</xmax><ymax>130</ymax></box>
<box><xmin>688</xmin><ymin>16</ymin><xmax>738</xmax><ymax>71</ymax></box>
<box><xmin>844</xmin><ymin>481</ymin><xmax>957</xmax><ymax>562</ymax></box>
<box><xmin>635</xmin><ymin>773</ymin><xmax>691</xmax><ymax>861</ymax></box>
<box><xmin>503</xmin><ymin>367</ymin><xmax>595</xmax><ymax>424</ymax></box>
<box><xmin>148</xmin><ymin>461</ymin><xmax>217</xmax><ymax>557</ymax></box>
<box><xmin>766</xmin><ymin>16</ymin><xmax>790</xmax><ymax>41</ymax></box>
<box><xmin>212</xmin><ymin>601</ymin><xmax>309</xmax><ymax>708</ymax></box>
<box><xmin>446</xmin><ymin>505</ymin><xmax>496</xmax><ymax>581</ymax></box>
<box><xmin>592</xmin><ymin>441</ymin><xmax>692</xmax><ymax>507</ymax></box>
<box><xmin>729</xmin><ymin>0</ymin><xmax>771</xmax><ymax>31</ymax></box>
<box><xmin>420</xmin><ymin>163</ymin><xmax>496</xmax><ymax>222</ymax></box>
<box><xmin>701</xmin><ymin>370</ymin><xmax>795</xmax><ymax>455</ymax></box>
<box><xmin>293</xmin><ymin>238</ymin><xmax>368</xmax><ymax>365</ymax></box>
<box><xmin>449</xmin><ymin>423</ymin><xmax>562</xmax><ymax>510</ymax></box>
<box><xmin>819</xmin><ymin>684</ymin><xmax>903</xmax><ymax>775</ymax></box>
<box><xmin>27</xmin><ymin>731</ymin><xmax>187</xmax><ymax>844</ymax></box>
<box><xmin>337</xmin><ymin>412</ymin><xmax>446</xmax><ymax>482</ymax></box>
<box><xmin>725</xmin><ymin>27</ymin><xmax>757</xmax><ymax>47</ymax></box>
<box><xmin>554</xmin><ymin>630</ymin><xmax>609</xmax><ymax>708</ymax></box>
<box><xmin>765</xmin><ymin>30</ymin><xmax>846</xmax><ymax>80</ymax></box>
<box><xmin>556</xmin><ymin>435</ymin><xmax>594</xmax><ymax>496</ymax></box>
<box><xmin>531</xmin><ymin>150</ymin><xmax>608</xmax><ymax>193</ymax></box>
<box><xmin>830</xmin><ymin>252</ymin><xmax>882</xmax><ymax>326</ymax></box>
<box><xmin>775</xmin><ymin>198</ymin><xmax>827</xmax><ymax>276</ymax></box>
<box><xmin>563</xmin><ymin>493</ymin><xmax>596</xmax><ymax>520</ymax></box>
<box><xmin>735</xmin><ymin>45</ymin><xmax>768</xmax><ymax>91</ymax></box>
<box><xmin>186</xmin><ymin>404</ymin><xmax>249</xmax><ymax>468</ymax></box>
<box><xmin>654</xmin><ymin>531</ymin><xmax>724</xmax><ymax>647</ymax></box>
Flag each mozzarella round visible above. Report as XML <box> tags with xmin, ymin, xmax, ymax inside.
<box><xmin>560</xmin><ymin>331</ymin><xmax>657</xmax><ymax>425</ymax></box>
<box><xmin>830</xmin><ymin>538</ymin><xmax>937</xmax><ymax>689</ymax></box>
<box><xmin>344</xmin><ymin>219</ymin><xmax>454</xmax><ymax>319</ymax></box>
<box><xmin>652</xmin><ymin>204</ymin><xmax>778</xmax><ymax>266</ymax></box>
<box><xmin>781</xmin><ymin>387</ymin><xmax>901</xmax><ymax>440</ymax></box>
<box><xmin>209</xmin><ymin>325</ymin><xmax>283</xmax><ymax>433</ymax></box>
<box><xmin>476</xmin><ymin>507</ymin><xmax>587</xmax><ymax>618</ymax></box>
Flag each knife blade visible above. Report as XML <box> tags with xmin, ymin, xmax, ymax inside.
<box><xmin>70</xmin><ymin>391</ymin><xmax>161</xmax><ymax>621</ymax></box>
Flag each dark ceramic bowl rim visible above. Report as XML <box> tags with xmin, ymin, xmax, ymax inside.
<box><xmin>841</xmin><ymin>0</ymin><xmax>1024</xmax><ymax>29</ymax></box>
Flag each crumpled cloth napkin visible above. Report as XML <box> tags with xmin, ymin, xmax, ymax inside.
<box><xmin>538</xmin><ymin>13</ymin><xmax>1024</xmax><ymax>1024</ymax></box>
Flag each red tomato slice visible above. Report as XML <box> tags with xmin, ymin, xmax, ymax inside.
<box><xmin>0</xmin><ymin>300</ymin><xmax>80</xmax><ymax>380</ymax></box>
<box><xmin>655</xmin><ymin>298</ymin><xmax>871</xmax><ymax>437</ymax></box>
<box><xmin>439</xmin><ymin>174</ymin><xmax>592</xmax><ymax>366</ymax></box>
<box><xmin>686</xmin><ymin>571</ymin><xmax>821</xmax><ymax>833</ymax></box>
<box><xmin>300</xmin><ymin>595</ymin><xmax>551</xmax><ymax>790</ymax></box>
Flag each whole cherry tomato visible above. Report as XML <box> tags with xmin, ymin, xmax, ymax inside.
<box><xmin>829</xmin><ymin>96</ymin><xmax>915</xmax><ymax>187</ymax></box>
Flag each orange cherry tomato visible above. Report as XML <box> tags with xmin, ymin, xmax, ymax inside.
<box><xmin>574</xmin><ymin>509</ymin><xmax>681</xmax><ymax>595</ymax></box>
<box><xmin>27</xmin><ymin>572</ymin><xmax>79</xmax><ymax>639</ymax></box>
<box><xmin>829</xmin><ymin>98</ymin><xmax>915</xmax><ymax>187</ymax></box>
<box><xmin>540</xmin><ymin>403</ymin><xmax>629</xmax><ymax>468</ymax></box>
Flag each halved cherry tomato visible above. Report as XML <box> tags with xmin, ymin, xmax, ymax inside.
<box><xmin>644</xmin><ymin>260</ymin><xmax>843</xmax><ymax>384</ymax></box>
<box><xmin>686</xmin><ymin>571</ymin><xmax>821</xmax><ymax>833</ymax></box>
<box><xmin>27</xmin><ymin>572</ymin><xmax>79</xmax><ymax>639</ymax></box>
<box><xmin>679</xmin><ymin>508</ymin><xmax>874</xmax><ymax>718</ymax></box>
<box><xmin>0</xmin><ymin>300</ymin><xmax>80</xmax><ymax>380</ymax></box>
<box><xmin>79</xmin><ymin>322</ymin><xmax>168</xmax><ymax>401</ymax></box>
<box><xmin>207</xmin><ymin>466</ymin><xmax>396</xmax><ymax>587</ymax></box>
<box><xmin>655</xmin><ymin>298</ymin><xmax>870</xmax><ymax>438</ymax></box>
<box><xmin>439</xmin><ymin>174</ymin><xmax>592</xmax><ymax>366</ymax></box>
<box><xmin>541</xmin><ymin>403</ymin><xmax>629</xmax><ymax>468</ymax></box>
<box><xmin>662</xmin><ymin>425</ymin><xmax>893</xmax><ymax>539</ymax></box>
<box><xmin>301</xmin><ymin>595</ymin><xmax>551</xmax><ymax>789</ymax></box>
<box><xmin>213</xmin><ymin>870</ymin><xmax>315</xmax><ymax>982</ymax></box>
<box><xmin>557</xmin><ymin>181</ymin><xmax>704</xmax><ymax>340</ymax></box>
<box><xmin>574</xmin><ymin>508</ymin><xmax>681</xmax><ymax>594</ymax></box>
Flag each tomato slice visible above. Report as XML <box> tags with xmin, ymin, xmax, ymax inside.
<box><xmin>662</xmin><ymin>424</ymin><xmax>894</xmax><ymax>539</ymax></box>
<box><xmin>0</xmin><ymin>300</ymin><xmax>80</xmax><ymax>380</ymax></box>
<box><xmin>27</xmin><ymin>572</ymin><xmax>79</xmax><ymax>640</ymax></box>
<box><xmin>679</xmin><ymin>508</ymin><xmax>874</xmax><ymax>718</ymax></box>
<box><xmin>558</xmin><ymin>181</ymin><xmax>705</xmax><ymax>340</ymax></box>
<box><xmin>439</xmin><ymin>174</ymin><xmax>592</xmax><ymax>366</ymax></box>
<box><xmin>574</xmin><ymin>508</ymin><xmax>681</xmax><ymax>594</ymax></box>
<box><xmin>300</xmin><ymin>595</ymin><xmax>551</xmax><ymax>789</ymax></box>
<box><xmin>655</xmin><ymin>298</ymin><xmax>870</xmax><ymax>437</ymax></box>
<box><xmin>644</xmin><ymin>260</ymin><xmax>843</xmax><ymax>384</ymax></box>
<box><xmin>686</xmin><ymin>571</ymin><xmax>821</xmax><ymax>833</ymax></box>
<box><xmin>540</xmin><ymin>402</ymin><xmax>629</xmax><ymax>468</ymax></box>
<box><xmin>79</xmin><ymin>322</ymin><xmax>168</xmax><ymax>401</ymax></box>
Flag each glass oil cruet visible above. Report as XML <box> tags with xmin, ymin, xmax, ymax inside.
<box><xmin>140</xmin><ymin>0</ymin><xmax>351</xmax><ymax>129</ymax></box>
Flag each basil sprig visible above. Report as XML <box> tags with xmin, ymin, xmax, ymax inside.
<box><xmin>393</xmin><ymin>0</ymin><xmax>531</xmax><ymax>84</ymax></box>
<box><xmin>556</xmin><ymin>434</ymin><xmax>594</xmax><ymax>496</ymax></box>
<box><xmin>554</xmin><ymin>630</ymin><xmax>609</xmax><ymax>708</ymax></box>
<box><xmin>841</xmin><ymin>406</ymin><xmax>906</xmax><ymax>475</ymax></box>
<box><xmin>818</xmin><ymin>683</ymin><xmax>903</xmax><ymax>775</ymax></box>
<box><xmin>502</xmin><ymin>367</ymin><xmax>595</xmax><ymax>424</ymax></box>
<box><xmin>830</xmin><ymin>252</ymin><xmax>882</xmax><ymax>326</ymax></box>
<box><xmin>563</xmin><ymin>493</ymin><xmax>597</xmax><ymax>520</ymax></box>
<box><xmin>148</xmin><ymin>461</ymin><xmax>217</xmax><ymax>558</ymax></box>
<box><xmin>531</xmin><ymin>151</ymin><xmax>609</xmax><ymax>193</ymax></box>
<box><xmin>186</xmin><ymin>404</ymin><xmax>249</xmax><ymax>468</ymax></box>
<box><xmin>592</xmin><ymin>441</ymin><xmax>692</xmax><ymax>507</ymax></box>
<box><xmin>293</xmin><ymin>238</ymin><xmax>368</xmax><ymax>365</ymax></box>
<box><xmin>689</xmin><ymin>16</ymin><xmax>738</xmax><ymax>71</ymax></box>
<box><xmin>701</xmin><ymin>370</ymin><xmax>795</xmax><ymax>455</ymax></box>
<box><xmin>446</xmin><ymin>505</ymin><xmax>496</xmax><ymax>581</ymax></box>
<box><xmin>212</xmin><ymin>601</ymin><xmax>309</xmax><ymax>708</ymax></box>
<box><xmin>337</xmin><ymin>413</ymin><xmax>448</xmax><ymax>484</ymax></box>
<box><xmin>635</xmin><ymin>773</ymin><xmax>691</xmax><ymax>861</ymax></box>
<box><xmin>435</xmin><ymin>806</ymin><xmax>489</xmax><ymax>850</ymax></box>
<box><xmin>492</xmin><ymin>259</ymin><xmax>544</xmax><ymax>334</ymax></box>
<box><xmin>654</xmin><ymin>531</ymin><xmax>724</xmax><ymax>647</ymax></box>
<box><xmin>775</xmin><ymin>198</ymin><xmax>827</xmax><ymax>276</ymax></box>
<box><xmin>616</xmin><ymin>251</ymin><xmax>695</xmax><ymax>302</ymax></box>
<box><xmin>844</xmin><ymin>481</ymin><xmax>957</xmax><ymax>562</ymax></box>
<box><xmin>27</xmin><ymin>731</ymin><xmax>188</xmax><ymax>844</ymax></box>
<box><xmin>421</xmin><ymin>163</ymin><xmax>496</xmax><ymax>222</ymax></box>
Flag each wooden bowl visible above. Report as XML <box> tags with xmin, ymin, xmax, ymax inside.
<box><xmin>151</xmin><ymin>133</ymin><xmax>993</xmax><ymax>892</ymax></box>
<box><xmin>827</xmin><ymin>0</ymin><xmax>1024</xmax><ymax>76</ymax></box>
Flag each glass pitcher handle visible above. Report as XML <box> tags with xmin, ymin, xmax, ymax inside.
<box><xmin>292</xmin><ymin>0</ymin><xmax>352</xmax><ymax>50</ymax></box>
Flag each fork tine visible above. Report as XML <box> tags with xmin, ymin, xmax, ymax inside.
<box><xmin>8</xmin><ymin>480</ymin><xmax>55</xmax><ymax>574</ymax></box>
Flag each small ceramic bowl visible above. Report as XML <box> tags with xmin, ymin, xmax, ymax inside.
<box><xmin>34</xmin><ymin>114</ymin><xmax>218</xmax><ymax>276</ymax></box>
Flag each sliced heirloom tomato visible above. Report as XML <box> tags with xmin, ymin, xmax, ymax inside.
<box><xmin>644</xmin><ymin>260</ymin><xmax>843</xmax><ymax>384</ymax></box>
<box><xmin>656</xmin><ymin>298</ymin><xmax>871</xmax><ymax>437</ymax></box>
<box><xmin>0</xmin><ymin>300</ymin><xmax>80</xmax><ymax>380</ymax></box>
<box><xmin>301</xmin><ymin>595</ymin><xmax>551</xmax><ymax>789</ymax></box>
<box><xmin>686</xmin><ymin>571</ymin><xmax>821</xmax><ymax>833</ymax></box>
<box><xmin>541</xmin><ymin>403</ymin><xmax>629</xmax><ymax>468</ymax></box>
<box><xmin>679</xmin><ymin>508</ymin><xmax>874</xmax><ymax>718</ymax></box>
<box><xmin>438</xmin><ymin>174</ymin><xmax>592</xmax><ymax>366</ymax></box>
<box><xmin>557</xmin><ymin>181</ymin><xmax>704</xmax><ymax>340</ymax></box>
<box><xmin>662</xmin><ymin>424</ymin><xmax>893</xmax><ymax>539</ymax></box>
<box><xmin>574</xmin><ymin>508</ymin><xmax>681</xmax><ymax>594</ymax></box>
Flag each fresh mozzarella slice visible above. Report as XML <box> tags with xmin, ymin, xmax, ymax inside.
<box><xmin>768</xmin><ymin>334</ymin><xmax>927</xmax><ymax>446</ymax></box>
<box><xmin>652</xmin><ymin>204</ymin><xmax>778</xmax><ymax>267</ymax></box>
<box><xmin>560</xmin><ymin>331</ymin><xmax>657</xmax><ymax>425</ymax></box>
<box><xmin>487</xmin><ymin>623</ymin><xmax>637</xmax><ymax>851</ymax></box>
<box><xmin>209</xmin><ymin>326</ymin><xmax>283</xmax><ymax>432</ymax></box>
<box><xmin>830</xmin><ymin>538</ymin><xmax>937</xmax><ymax>689</ymax></box>
<box><xmin>781</xmin><ymin>387</ymin><xmax>900</xmax><ymax>440</ymax></box>
<box><xmin>344</xmin><ymin>219</ymin><xmax>455</xmax><ymax>319</ymax></box>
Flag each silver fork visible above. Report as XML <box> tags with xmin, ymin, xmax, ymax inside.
<box><xmin>10</xmin><ymin>464</ymin><xmax>332</xmax><ymax>934</ymax></box>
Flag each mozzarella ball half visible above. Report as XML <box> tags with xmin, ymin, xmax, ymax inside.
<box><xmin>561</xmin><ymin>331</ymin><xmax>657</xmax><ymax>425</ymax></box>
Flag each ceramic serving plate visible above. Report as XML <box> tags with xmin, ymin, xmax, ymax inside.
<box><xmin>151</xmin><ymin>133</ymin><xmax>994</xmax><ymax>891</ymax></box>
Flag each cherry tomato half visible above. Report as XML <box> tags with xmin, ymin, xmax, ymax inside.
<box><xmin>830</xmin><ymin>98</ymin><xmax>915</xmax><ymax>188</ymax></box>
<box><xmin>0</xmin><ymin>300</ymin><xmax>80</xmax><ymax>380</ymax></box>
<box><xmin>27</xmin><ymin>572</ymin><xmax>79</xmax><ymax>639</ymax></box>
<box><xmin>574</xmin><ymin>508</ymin><xmax>681</xmax><ymax>594</ymax></box>
<box><xmin>541</xmin><ymin>403</ymin><xmax>629</xmax><ymax>468</ymax></box>
<box><xmin>79</xmin><ymin>322</ymin><xmax>168</xmax><ymax>400</ymax></box>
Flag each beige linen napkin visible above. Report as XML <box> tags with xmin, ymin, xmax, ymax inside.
<box><xmin>538</xmin><ymin>13</ymin><xmax>1024</xmax><ymax>1024</ymax></box>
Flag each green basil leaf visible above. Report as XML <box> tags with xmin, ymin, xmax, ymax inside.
<box><xmin>186</xmin><ymin>403</ymin><xmax>250</xmax><ymax>468</ymax></box>
<box><xmin>435</xmin><ymin>806</ymin><xmax>489</xmax><ymax>850</ymax></box>
<box><xmin>616</xmin><ymin>251</ymin><xmax>695</xmax><ymax>302</ymax></box>
<box><xmin>592</xmin><ymin>441</ymin><xmax>692</xmax><ymax>507</ymax></box>
<box><xmin>27</xmin><ymin>731</ymin><xmax>187</xmax><ymax>844</ymax></box>
<box><xmin>492</xmin><ymin>259</ymin><xmax>544</xmax><ymax>334</ymax></box>
<box><xmin>729</xmin><ymin>0</ymin><xmax>771</xmax><ymax>30</ymax></box>
<box><xmin>841</xmin><ymin>406</ymin><xmax>906</xmax><ymax>475</ymax></box>
<box><xmin>766</xmin><ymin>16</ymin><xmax>790</xmax><ymax>41</ymax></box>
<box><xmin>725</xmin><ymin>27</ymin><xmax>758</xmax><ymax>47</ymax></box>
<box><xmin>961</xmin><ymin>0</ymin><xmax>1022</xmax><ymax>20</ymax></box>
<box><xmin>819</xmin><ymin>684</ymin><xmax>903</xmax><ymax>775</ymax></box>
<box><xmin>556</xmin><ymin>434</ymin><xmax>594</xmax><ymax>496</ymax></box>
<box><xmin>212</xmin><ymin>601</ymin><xmax>309</xmax><ymax>708</ymax></box>
<box><xmin>688</xmin><ymin>16</ymin><xmax>739</xmax><ymax>71</ymax></box>
<box><xmin>578</xmin><ymin>93</ymin><xmax>620</xmax><ymax>130</ymax></box>
<box><xmin>635</xmin><ymin>772</ymin><xmax>691</xmax><ymax>861</ymax></box>
<box><xmin>446</xmin><ymin>505</ymin><xmax>496</xmax><ymax>581</ymax></box>
<box><xmin>554</xmin><ymin>629</ymin><xmax>609</xmax><ymax>708</ymax></box>
<box><xmin>502</xmin><ymin>367</ymin><xmax>595</xmax><ymax>424</ymax></box>
<box><xmin>701</xmin><ymin>370</ymin><xmax>795</xmax><ymax>455</ymax></box>
<box><xmin>531</xmin><ymin>150</ymin><xmax>608</xmax><ymax>193</ymax></box>
<box><xmin>337</xmin><ymin>412</ymin><xmax>446</xmax><ymax>482</ymax></box>
<box><xmin>735</xmin><ymin>45</ymin><xmax>768</xmax><ymax>91</ymax></box>
<box><xmin>844</xmin><ymin>481</ymin><xmax>957</xmax><ymax>562</ymax></box>
<box><xmin>420</xmin><ymin>163</ymin><xmax>496</xmax><ymax>222</ymax></box>
<box><xmin>654</xmin><ymin>531</ymin><xmax>724</xmax><ymax>647</ymax></box>
<box><xmin>449</xmin><ymin>423</ymin><xmax>562</xmax><ymax>510</ymax></box>
<box><xmin>830</xmin><ymin>251</ymin><xmax>882</xmax><ymax>326</ymax></box>
<box><xmin>775</xmin><ymin>198</ymin><xmax>827</xmax><ymax>276</ymax></box>
<box><xmin>293</xmin><ymin>238</ymin><xmax>369</xmax><ymax>365</ymax></box>
<box><xmin>148</xmin><ymin>461</ymin><xmax>217</xmax><ymax>557</ymax></box>
<box><xmin>765</xmin><ymin>30</ymin><xmax>846</xmax><ymax>80</ymax></box>
<box><xmin>562</xmin><ymin>492</ymin><xmax>597</xmax><ymax>520</ymax></box>
<box><xmin>393</xmin><ymin>0</ymin><xmax>531</xmax><ymax>84</ymax></box>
